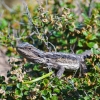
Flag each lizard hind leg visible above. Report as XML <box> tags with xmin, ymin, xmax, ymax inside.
<box><xmin>56</xmin><ymin>66</ymin><xmax>65</xmax><ymax>78</ymax></box>
<box><xmin>79</xmin><ymin>62</ymin><xmax>87</xmax><ymax>77</ymax></box>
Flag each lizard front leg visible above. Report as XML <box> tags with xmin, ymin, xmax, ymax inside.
<box><xmin>47</xmin><ymin>65</ymin><xmax>52</xmax><ymax>72</ymax></box>
<box><xmin>56</xmin><ymin>66</ymin><xmax>65</xmax><ymax>78</ymax></box>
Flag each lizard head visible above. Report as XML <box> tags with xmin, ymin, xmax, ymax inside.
<box><xmin>16</xmin><ymin>42</ymin><xmax>44</xmax><ymax>62</ymax></box>
<box><xmin>16</xmin><ymin>42</ymin><xmax>33</xmax><ymax>52</ymax></box>
<box><xmin>16</xmin><ymin>42</ymin><xmax>37</xmax><ymax>58</ymax></box>
<box><xmin>16</xmin><ymin>42</ymin><xmax>32</xmax><ymax>48</ymax></box>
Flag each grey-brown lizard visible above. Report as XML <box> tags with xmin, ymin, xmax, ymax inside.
<box><xmin>16</xmin><ymin>42</ymin><xmax>99</xmax><ymax>78</ymax></box>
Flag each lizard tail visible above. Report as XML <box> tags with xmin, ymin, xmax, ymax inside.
<box><xmin>81</xmin><ymin>50</ymin><xmax>92</xmax><ymax>59</ymax></box>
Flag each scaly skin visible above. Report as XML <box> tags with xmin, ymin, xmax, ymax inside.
<box><xmin>16</xmin><ymin>42</ymin><xmax>99</xmax><ymax>78</ymax></box>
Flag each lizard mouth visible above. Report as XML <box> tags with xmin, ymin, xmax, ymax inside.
<box><xmin>16</xmin><ymin>42</ymin><xmax>33</xmax><ymax>56</ymax></box>
<box><xmin>16</xmin><ymin>48</ymin><xmax>25</xmax><ymax>55</ymax></box>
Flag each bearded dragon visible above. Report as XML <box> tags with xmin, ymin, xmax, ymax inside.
<box><xmin>16</xmin><ymin>42</ymin><xmax>99</xmax><ymax>78</ymax></box>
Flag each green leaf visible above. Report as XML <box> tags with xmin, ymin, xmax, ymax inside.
<box><xmin>83</xmin><ymin>31</ymin><xmax>88</xmax><ymax>36</ymax></box>
<box><xmin>51</xmin><ymin>95</ymin><xmax>58</xmax><ymax>100</ymax></box>
<box><xmin>82</xmin><ymin>13</ymin><xmax>88</xmax><ymax>19</ymax></box>
<box><xmin>86</xmin><ymin>42</ymin><xmax>95</xmax><ymax>48</ymax></box>
<box><xmin>89</xmin><ymin>34</ymin><xmax>97</xmax><ymax>40</ymax></box>
<box><xmin>1</xmin><ymin>85</ymin><xmax>6</xmax><ymax>90</ymax></box>
<box><xmin>69</xmin><ymin>25</ymin><xmax>75</xmax><ymax>32</ymax></box>
<box><xmin>17</xmin><ymin>83</ymin><xmax>22</xmax><ymax>89</ymax></box>
<box><xmin>53</xmin><ymin>88</ymin><xmax>60</xmax><ymax>93</ymax></box>
<box><xmin>41</xmin><ymin>90</ymin><xmax>48</xmax><ymax>96</ymax></box>
<box><xmin>0</xmin><ymin>19</ymin><xmax>8</xmax><ymax>29</ymax></box>
<box><xmin>53</xmin><ymin>31</ymin><xmax>62</xmax><ymax>37</ymax></box>
<box><xmin>70</xmin><ymin>38</ymin><xmax>77</xmax><ymax>44</ymax></box>
<box><xmin>91</xmin><ymin>48</ymin><xmax>100</xmax><ymax>54</ymax></box>
<box><xmin>76</xmin><ymin>49</ymin><xmax>84</xmax><ymax>54</ymax></box>
<box><xmin>24</xmin><ymin>63</ymin><xmax>31</xmax><ymax>68</ymax></box>
<box><xmin>93</xmin><ymin>44</ymin><xmax>98</xmax><ymax>49</ymax></box>
<box><xmin>78</xmin><ymin>41</ymin><xmax>83</xmax><ymax>47</ymax></box>
<box><xmin>42</xmin><ymin>79</ymin><xmax>49</xmax><ymax>86</ymax></box>
<box><xmin>24</xmin><ymin>91</ymin><xmax>29</xmax><ymax>95</ymax></box>
<box><xmin>82</xmin><ymin>13</ymin><xmax>90</xmax><ymax>24</ymax></box>
<box><xmin>42</xmin><ymin>96</ymin><xmax>50</xmax><ymax>100</ymax></box>
<box><xmin>68</xmin><ymin>14</ymin><xmax>74</xmax><ymax>19</ymax></box>
<box><xmin>15</xmin><ymin>89</ymin><xmax>20</xmax><ymax>95</ymax></box>
<box><xmin>15</xmin><ymin>89</ymin><xmax>23</xmax><ymax>96</ymax></box>
<box><xmin>10</xmin><ymin>76</ymin><xmax>17</xmax><ymax>80</ymax></box>
<box><xmin>86</xmin><ymin>34</ymin><xmax>97</xmax><ymax>40</ymax></box>
<box><xmin>58</xmin><ymin>39</ymin><xmax>67</xmax><ymax>45</ymax></box>
<box><xmin>84</xmin><ymin>96</ymin><xmax>90</xmax><ymax>100</ymax></box>
<box><xmin>33</xmin><ymin>65</ymin><xmax>40</xmax><ymax>71</ymax></box>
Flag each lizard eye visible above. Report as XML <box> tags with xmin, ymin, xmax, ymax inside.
<box><xmin>27</xmin><ymin>47</ymin><xmax>31</xmax><ymax>50</ymax></box>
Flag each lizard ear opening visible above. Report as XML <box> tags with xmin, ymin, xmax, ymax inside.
<box><xmin>28</xmin><ymin>47</ymin><xmax>31</xmax><ymax>50</ymax></box>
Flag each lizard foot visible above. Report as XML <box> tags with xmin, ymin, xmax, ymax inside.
<box><xmin>56</xmin><ymin>67</ymin><xmax>65</xmax><ymax>78</ymax></box>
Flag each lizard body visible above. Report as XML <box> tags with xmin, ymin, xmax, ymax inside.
<box><xmin>16</xmin><ymin>42</ymin><xmax>97</xmax><ymax>78</ymax></box>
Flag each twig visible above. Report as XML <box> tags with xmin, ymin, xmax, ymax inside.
<box><xmin>1</xmin><ymin>0</ymin><xmax>13</xmax><ymax>12</ymax></box>
<box><xmin>23</xmin><ymin>71</ymin><xmax>53</xmax><ymax>84</ymax></box>
<box><xmin>22</xmin><ymin>0</ymin><xmax>33</xmax><ymax>26</ymax></box>
<box><xmin>88</xmin><ymin>0</ymin><xmax>95</xmax><ymax>17</ymax></box>
<box><xmin>18</xmin><ymin>0</ymin><xmax>56</xmax><ymax>52</ymax></box>
<box><xmin>47</xmin><ymin>42</ymin><xmax>56</xmax><ymax>52</ymax></box>
<box><xmin>0</xmin><ymin>71</ymin><xmax>53</xmax><ymax>86</ymax></box>
<box><xmin>68</xmin><ymin>79</ymin><xmax>81</xmax><ymax>98</ymax></box>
